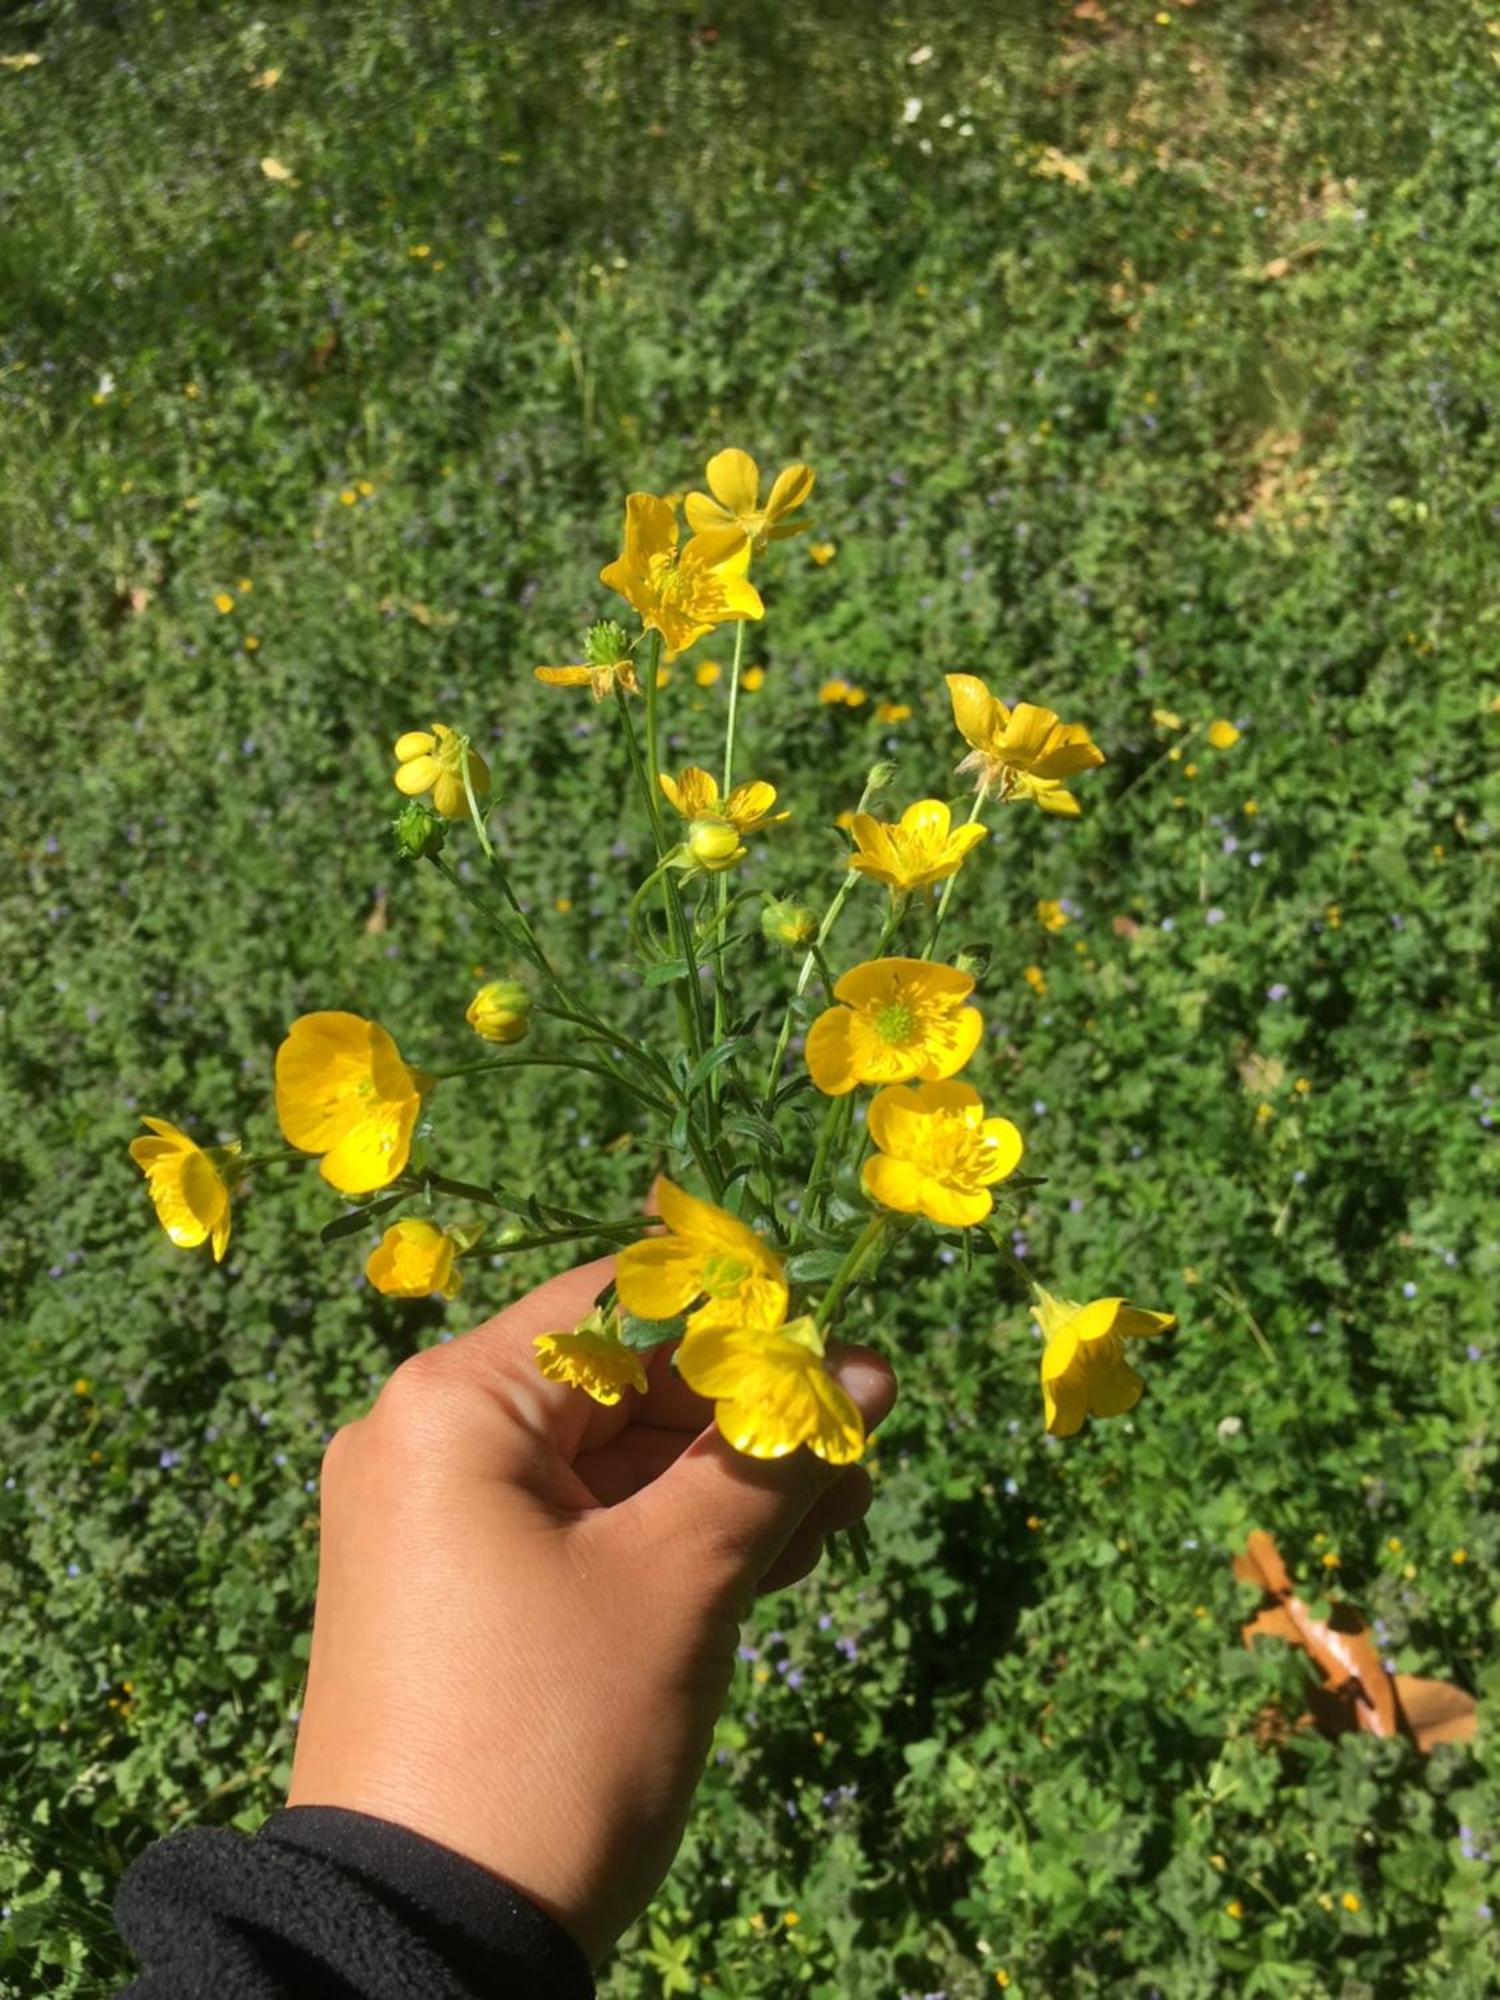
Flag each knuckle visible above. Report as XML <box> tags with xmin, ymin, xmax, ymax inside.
<box><xmin>369</xmin><ymin>1348</ymin><xmax>467</xmax><ymax>1446</ymax></box>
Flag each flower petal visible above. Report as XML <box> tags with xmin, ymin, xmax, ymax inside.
<box><xmin>805</xmin><ymin>1005</ymin><xmax>863</xmax><ymax>1095</ymax></box>
<box><xmin>1086</xmin><ymin>1357</ymin><xmax>1145</xmax><ymax>1419</ymax></box>
<box><xmin>534</xmin><ymin>665</ymin><xmax>594</xmax><ymax>687</ymax></box>
<box><xmin>705</xmin><ymin>447</ymin><xmax>760</xmax><ymax>517</ymax></box>
<box><xmin>861</xmin><ymin>1152</ymin><xmax>924</xmax><ymax>1215</ymax></box>
<box><xmin>946</xmin><ymin>672</ymin><xmax>1003</xmax><ymax>753</ymax></box>
<box><xmin>683</xmin><ymin>491</ymin><xmax>738</xmax><ymax>537</ymax></box>
<box><xmin>394</xmin><ymin>755</ymin><xmax>443</xmax><ymax>797</ymax></box>
<box><xmin>615</xmin><ymin>1236</ymin><xmax>707</xmax><ymax>1319</ymax></box>
<box><xmin>764</xmin><ymin>461</ymin><xmax>815</xmax><ymax>524</ymax></box>
<box><xmin>319</xmin><ymin>1093</ymin><xmax>420</xmax><ymax>1194</ymax></box>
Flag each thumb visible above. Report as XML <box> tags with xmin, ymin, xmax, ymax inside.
<box><xmin>628</xmin><ymin>1343</ymin><xmax>897</xmax><ymax>1598</ymax></box>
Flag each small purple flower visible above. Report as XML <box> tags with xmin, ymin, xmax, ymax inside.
<box><xmin>1466</xmin><ymin>1344</ymin><xmax>1483</xmax><ymax>1362</ymax></box>
<box><xmin>1402</xmin><ymin>1282</ymin><xmax>1417</xmax><ymax>1299</ymax></box>
<box><xmin>193</xmin><ymin>1710</ymin><xmax>208</xmax><ymax>1726</ymax></box>
<box><xmin>1266</xmin><ymin>982</ymin><xmax>1289</xmax><ymax>1002</ymax></box>
<box><xmin>1205</xmin><ymin>907</ymin><xmax>1226</xmax><ymax>927</ymax></box>
<box><xmin>158</xmin><ymin>1448</ymin><xmax>181</xmax><ymax>1471</ymax></box>
<box><xmin>66</xmin><ymin>1561</ymin><xmax>80</xmax><ymax>1578</ymax></box>
<box><xmin>1221</xmin><ymin>835</ymin><xmax>1239</xmax><ymax>855</ymax></box>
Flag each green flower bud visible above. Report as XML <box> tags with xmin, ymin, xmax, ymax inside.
<box><xmin>860</xmin><ymin>760</ymin><xmax>897</xmax><ymax>807</ymax></box>
<box><xmin>584</xmin><ymin>619</ymin><xmax>630</xmax><ymax>667</ymax></box>
<box><xmin>687</xmin><ymin>818</ymin><xmax>745</xmax><ymax>874</ymax></box>
<box><xmin>952</xmin><ymin>943</ymin><xmax>992</xmax><ymax>982</ymax></box>
<box><xmin>392</xmin><ymin>799</ymin><xmax>448</xmax><ymax>860</ymax></box>
<box><xmin>761</xmin><ymin>897</ymin><xmax>818</xmax><ymax>948</ymax></box>
<box><xmin>466</xmin><ymin>979</ymin><xmax>532</xmax><ymax>1045</ymax></box>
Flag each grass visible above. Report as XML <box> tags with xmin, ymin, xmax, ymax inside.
<box><xmin>3</xmin><ymin>1</ymin><xmax>1498</xmax><ymax>1992</ymax></box>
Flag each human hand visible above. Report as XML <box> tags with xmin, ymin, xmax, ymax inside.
<box><xmin>286</xmin><ymin>1256</ymin><xmax>897</xmax><ymax>1966</ymax></box>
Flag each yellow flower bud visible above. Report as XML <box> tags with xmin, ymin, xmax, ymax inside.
<box><xmin>687</xmin><ymin>817</ymin><xmax>745</xmax><ymax>873</ymax></box>
<box><xmin>761</xmin><ymin>897</ymin><xmax>817</xmax><ymax>948</ymax></box>
<box><xmin>466</xmin><ymin>979</ymin><xmax>531</xmax><ymax>1045</ymax></box>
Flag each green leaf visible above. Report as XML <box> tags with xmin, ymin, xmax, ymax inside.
<box><xmin>721</xmin><ymin>1110</ymin><xmax>782</xmax><ymax>1153</ymax></box>
<box><xmin>643</xmin><ymin>958</ymin><xmax>691</xmax><ymax>989</ymax></box>
<box><xmin>319</xmin><ymin>1191</ymin><xmax>408</xmax><ymax>1243</ymax></box>
<box><xmin>685</xmin><ymin>1035</ymin><xmax>754</xmax><ymax>1097</ymax></box>
<box><xmin>618</xmin><ymin>1311</ymin><xmax>686</xmax><ymax>1353</ymax></box>
<box><xmin>786</xmin><ymin>1247</ymin><xmax>849</xmax><ymax>1284</ymax></box>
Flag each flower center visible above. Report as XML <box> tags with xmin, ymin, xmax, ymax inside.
<box><xmin>701</xmin><ymin>1252</ymin><xmax>750</xmax><ymax>1298</ymax></box>
<box><xmin>874</xmin><ymin>1001</ymin><xmax>915</xmax><ymax>1045</ymax></box>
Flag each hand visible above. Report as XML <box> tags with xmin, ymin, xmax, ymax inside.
<box><xmin>286</xmin><ymin>1257</ymin><xmax>897</xmax><ymax>1966</ymax></box>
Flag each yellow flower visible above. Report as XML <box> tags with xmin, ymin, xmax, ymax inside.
<box><xmin>393</xmin><ymin>723</ymin><xmax>491</xmax><ymax>820</ymax></box>
<box><xmin>1225</xmin><ymin>1900</ymin><xmax>1244</xmax><ymax>1920</ymax></box>
<box><xmin>259</xmin><ymin>155</ymin><xmax>293</xmax><ymax>181</ymax></box>
<box><xmin>659</xmin><ymin>766</ymin><xmax>786</xmax><ymax>836</ymax></box>
<box><xmin>873</xmin><ymin>700</ymin><xmax>912</xmax><ymax>723</ymax></box>
<box><xmin>213</xmin><ymin>591</ymin><xmax>235</xmax><ymax>615</ymax></box>
<box><xmin>466</xmin><ymin>979</ymin><xmax>531</xmax><ymax>1045</ymax></box>
<box><xmin>807</xmin><ymin>958</ymin><xmax>983</xmax><ymax>1097</ymax></box>
<box><xmin>128</xmin><ymin>1119</ymin><xmax>238</xmax><ymax>1261</ymax></box>
<box><xmin>683</xmin><ymin>448</ymin><xmax>815</xmax><ymax>555</ymax></box>
<box><xmin>365</xmin><ymin>1218</ymin><xmax>462</xmax><ymax>1300</ymax></box>
<box><xmin>534</xmin><ymin>1310</ymin><xmax>648</xmax><ymax>1406</ymax></box>
<box><xmin>1037</xmin><ymin>898</ymin><xmax>1068</xmax><ymax>932</ymax></box>
<box><xmin>809</xmin><ymin>541</ymin><xmax>837</xmax><ymax>566</ymax></box>
<box><xmin>847</xmin><ymin>799</ymin><xmax>987</xmax><ymax>894</ymax></box>
<box><xmin>534</xmin><ymin>658</ymin><xmax>641</xmax><ymax>701</ymax></box>
<box><xmin>945</xmin><ymin>673</ymin><xmax>1105</xmax><ymax>814</ymax></box>
<box><xmin>275</xmin><ymin>1011</ymin><xmax>430</xmax><ymax>1194</ymax></box>
<box><xmin>686</xmin><ymin>819</ymin><xmax>746</xmax><ymax>873</ymax></box>
<box><xmin>818</xmin><ymin>677</ymin><xmax>867</xmax><ymax>706</ymax></box>
<box><xmin>1023</xmin><ymin>963</ymin><xmax>1048</xmax><ymax>995</ymax></box>
<box><xmin>862</xmin><ymin>1080</ymin><xmax>1023</xmax><ymax>1228</ymax></box>
<box><xmin>1207</xmin><ymin>718</ymin><xmax>1241</xmax><ymax>750</ymax></box>
<box><xmin>1034</xmin><ymin>1288</ymin><xmax>1175</xmax><ymax>1437</ymax></box>
<box><xmin>615</xmin><ymin>1178</ymin><xmax>787</xmax><ymax>1335</ymax></box>
<box><xmin>676</xmin><ymin>1308</ymin><xmax>864</xmax><ymax>1464</ymax></box>
<box><xmin>1341</xmin><ymin>1892</ymin><xmax>1361</xmax><ymax>1914</ymax></box>
<box><xmin>600</xmin><ymin>493</ymin><xmax>763</xmax><ymax>659</ymax></box>
<box><xmin>742</xmin><ymin>665</ymin><xmax>766</xmax><ymax>691</ymax></box>
<box><xmin>338</xmin><ymin>487</ymin><xmax>357</xmax><ymax>505</ymax></box>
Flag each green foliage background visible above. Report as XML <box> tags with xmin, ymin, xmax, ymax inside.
<box><xmin>3</xmin><ymin>0</ymin><xmax>1498</xmax><ymax>1992</ymax></box>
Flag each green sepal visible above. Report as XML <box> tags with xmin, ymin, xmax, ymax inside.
<box><xmin>618</xmin><ymin>1311</ymin><xmax>686</xmax><ymax>1353</ymax></box>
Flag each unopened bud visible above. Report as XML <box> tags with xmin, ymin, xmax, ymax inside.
<box><xmin>761</xmin><ymin>897</ymin><xmax>818</xmax><ymax>948</ymax></box>
<box><xmin>860</xmin><ymin>760</ymin><xmax>897</xmax><ymax>806</ymax></box>
<box><xmin>466</xmin><ymin>979</ymin><xmax>532</xmax><ymax>1045</ymax></box>
<box><xmin>584</xmin><ymin>619</ymin><xmax>629</xmax><ymax>667</ymax></box>
<box><xmin>392</xmin><ymin>800</ymin><xmax>448</xmax><ymax>860</ymax></box>
<box><xmin>687</xmin><ymin>818</ymin><xmax>745</xmax><ymax>873</ymax></box>
<box><xmin>952</xmin><ymin>942</ymin><xmax>992</xmax><ymax>982</ymax></box>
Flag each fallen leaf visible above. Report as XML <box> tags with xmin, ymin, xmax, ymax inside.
<box><xmin>1035</xmin><ymin>146</ymin><xmax>1090</xmax><ymax>188</ymax></box>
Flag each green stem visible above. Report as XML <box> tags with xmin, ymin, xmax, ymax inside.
<box><xmin>459</xmin><ymin>734</ymin><xmax>496</xmax><ymax>864</ymax></box>
<box><xmin>711</xmin><ymin>618</ymin><xmax>750</xmax><ymax>1079</ymax></box>
<box><xmin>426</xmin><ymin>1052</ymin><xmax>671</xmax><ymax>1115</ymax></box>
<box><xmin>921</xmin><ymin>785</ymin><xmax>989</xmax><ymax>962</ymax></box>
<box><xmin>814</xmin><ymin>1214</ymin><xmax>890</xmax><ymax>1331</ymax></box>
<box><xmin>641</xmin><ymin>631</ymin><xmax>669</xmax><ymax>854</ymax></box>
<box><xmin>795</xmin><ymin>1094</ymin><xmax>852</xmax><ymax>1244</ymax></box>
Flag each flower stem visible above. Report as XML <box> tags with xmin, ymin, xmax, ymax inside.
<box><xmin>426</xmin><ymin>1052</ymin><xmax>671</xmax><ymax>1115</ymax></box>
<box><xmin>710</xmin><ymin>617</ymin><xmax>749</xmax><ymax>1081</ymax></box>
<box><xmin>921</xmin><ymin>784</ymin><xmax>988</xmax><ymax>962</ymax></box>
<box><xmin>459</xmin><ymin>734</ymin><xmax>496</xmax><ymax>863</ymax></box>
<box><xmin>814</xmin><ymin>1214</ymin><xmax>890</xmax><ymax>1331</ymax></box>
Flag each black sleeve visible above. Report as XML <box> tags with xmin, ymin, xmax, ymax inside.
<box><xmin>113</xmin><ymin>1805</ymin><xmax>597</xmax><ymax>1999</ymax></box>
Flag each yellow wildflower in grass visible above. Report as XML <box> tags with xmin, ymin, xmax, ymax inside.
<box><xmin>818</xmin><ymin>676</ymin><xmax>867</xmax><ymax>707</ymax></box>
<box><xmin>535</xmin><ymin>658</ymin><xmax>641</xmax><ymax>701</ymax></box>
<box><xmin>874</xmin><ymin>700</ymin><xmax>912</xmax><ymax>723</ymax></box>
<box><xmin>1341</xmin><ymin>1892</ymin><xmax>1362</xmax><ymax>1914</ymax></box>
<box><xmin>128</xmin><ymin>1118</ymin><xmax>239</xmax><ymax>1262</ymax></box>
<box><xmin>1208</xmin><ymin>718</ymin><xmax>1241</xmax><ymax>749</ymax></box>
<box><xmin>259</xmin><ymin>156</ymin><xmax>293</xmax><ymax>181</ymax></box>
<box><xmin>806</xmin><ymin>958</ymin><xmax>983</xmax><ymax>1097</ymax></box>
<box><xmin>1023</xmin><ymin>963</ymin><xmax>1048</xmax><ymax>995</ymax></box>
<box><xmin>393</xmin><ymin>723</ymin><xmax>491</xmax><ymax>820</ymax></box>
<box><xmin>1034</xmin><ymin>1288</ymin><xmax>1175</xmax><ymax>1437</ymax></box>
<box><xmin>694</xmin><ymin>659</ymin><xmax>722</xmax><ymax>687</ymax></box>
<box><xmin>365</xmin><ymin>1218</ymin><xmax>462</xmax><ymax>1300</ymax></box>
<box><xmin>676</xmin><ymin>1307</ymin><xmax>864</xmax><ymax>1464</ymax></box>
<box><xmin>659</xmin><ymin>766</ymin><xmax>787</xmax><ymax>836</ymax></box>
<box><xmin>615</xmin><ymin>1178</ymin><xmax>787</xmax><ymax>1335</ymax></box>
<box><xmin>534</xmin><ymin>1309</ymin><xmax>648</xmax><ymax>1406</ymax></box>
<box><xmin>808</xmin><ymin>541</ymin><xmax>837</xmax><ymax>566</ymax></box>
<box><xmin>465</xmin><ymin>979</ymin><xmax>531</xmax><ymax>1045</ymax></box>
<box><xmin>847</xmin><ymin>798</ymin><xmax>988</xmax><ymax>894</ymax></box>
<box><xmin>742</xmin><ymin>665</ymin><xmax>767</xmax><ymax>691</ymax></box>
<box><xmin>1036</xmin><ymin>898</ymin><xmax>1068</xmax><ymax>932</ymax></box>
<box><xmin>686</xmin><ymin>819</ymin><xmax>746</xmax><ymax>873</ymax></box>
<box><xmin>683</xmin><ymin>448</ymin><xmax>815</xmax><ymax>555</ymax></box>
<box><xmin>862</xmin><ymin>1080</ymin><xmax>1023</xmax><ymax>1228</ymax></box>
<box><xmin>275</xmin><ymin>1011</ymin><xmax>430</xmax><ymax>1194</ymax></box>
<box><xmin>213</xmin><ymin>591</ymin><xmax>235</xmax><ymax>615</ymax></box>
<box><xmin>945</xmin><ymin>672</ymin><xmax>1104</xmax><ymax>814</ymax></box>
<box><xmin>600</xmin><ymin>493</ymin><xmax>763</xmax><ymax>659</ymax></box>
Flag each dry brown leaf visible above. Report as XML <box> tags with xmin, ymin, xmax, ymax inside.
<box><xmin>363</xmin><ymin>889</ymin><xmax>388</xmax><ymax>935</ymax></box>
<box><xmin>1235</xmin><ymin>1531</ymin><xmax>1477</xmax><ymax>1754</ymax></box>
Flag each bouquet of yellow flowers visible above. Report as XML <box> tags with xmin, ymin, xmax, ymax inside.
<box><xmin>131</xmin><ymin>446</ymin><xmax>1173</xmax><ymax>1508</ymax></box>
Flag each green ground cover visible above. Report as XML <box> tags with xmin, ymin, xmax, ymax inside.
<box><xmin>3</xmin><ymin>1</ymin><xmax>1499</xmax><ymax>1992</ymax></box>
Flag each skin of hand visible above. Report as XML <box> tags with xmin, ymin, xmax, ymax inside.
<box><xmin>286</xmin><ymin>1256</ymin><xmax>897</xmax><ymax>1966</ymax></box>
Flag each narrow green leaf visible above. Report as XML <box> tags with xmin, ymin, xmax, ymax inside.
<box><xmin>320</xmin><ymin>1191</ymin><xmax>407</xmax><ymax>1243</ymax></box>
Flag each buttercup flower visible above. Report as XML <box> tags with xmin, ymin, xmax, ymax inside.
<box><xmin>847</xmin><ymin>798</ymin><xmax>988</xmax><ymax>894</ymax></box>
<box><xmin>393</xmin><ymin>723</ymin><xmax>491</xmax><ymax>820</ymax></box>
<box><xmin>129</xmin><ymin>1119</ymin><xmax>238</xmax><ymax>1261</ymax></box>
<box><xmin>684</xmin><ymin>449</ymin><xmax>815</xmax><ymax>555</ymax></box>
<box><xmin>535</xmin><ymin>619</ymin><xmax>640</xmax><ymax>701</ymax></box>
<box><xmin>806</xmin><ymin>958</ymin><xmax>983</xmax><ymax>1096</ymax></box>
<box><xmin>1208</xmin><ymin>718</ymin><xmax>1241</xmax><ymax>750</ymax></box>
<box><xmin>466</xmin><ymin>980</ymin><xmax>531</xmax><ymax>1045</ymax></box>
<box><xmin>1033</xmin><ymin>1287</ymin><xmax>1175</xmax><ymax>1436</ymax></box>
<box><xmin>945</xmin><ymin>673</ymin><xmax>1104</xmax><ymax>815</ymax></box>
<box><xmin>686</xmin><ymin>819</ymin><xmax>747</xmax><ymax>873</ymax></box>
<box><xmin>600</xmin><ymin>493</ymin><xmax>763</xmax><ymax>659</ymax></box>
<box><xmin>676</xmin><ymin>1308</ymin><xmax>864</xmax><ymax>1464</ymax></box>
<box><xmin>862</xmin><ymin>1080</ymin><xmax>1023</xmax><ymax>1227</ymax></box>
<box><xmin>366</xmin><ymin>1219</ymin><xmax>463</xmax><ymax>1300</ymax></box>
<box><xmin>275</xmin><ymin>1011</ymin><xmax>430</xmax><ymax>1194</ymax></box>
<box><xmin>616</xmin><ymin>1178</ymin><xmax>787</xmax><ymax>1334</ymax></box>
<box><xmin>534</xmin><ymin>1308</ymin><xmax>648</xmax><ymax>1406</ymax></box>
<box><xmin>659</xmin><ymin>766</ymin><xmax>787</xmax><ymax>836</ymax></box>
